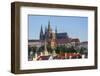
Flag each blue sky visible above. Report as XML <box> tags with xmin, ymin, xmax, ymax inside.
<box><xmin>28</xmin><ymin>15</ymin><xmax>88</xmax><ymax>42</ymax></box>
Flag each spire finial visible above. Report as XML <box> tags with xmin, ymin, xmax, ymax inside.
<box><xmin>40</xmin><ymin>25</ymin><xmax>43</xmax><ymax>40</ymax></box>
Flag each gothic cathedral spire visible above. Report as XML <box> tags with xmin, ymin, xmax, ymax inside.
<box><xmin>40</xmin><ymin>25</ymin><xmax>43</xmax><ymax>40</ymax></box>
<box><xmin>45</xmin><ymin>26</ymin><xmax>48</xmax><ymax>39</ymax></box>
<box><xmin>48</xmin><ymin>20</ymin><xmax>51</xmax><ymax>32</ymax></box>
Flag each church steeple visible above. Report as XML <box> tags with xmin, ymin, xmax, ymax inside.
<box><xmin>40</xmin><ymin>25</ymin><xmax>43</xmax><ymax>40</ymax></box>
<box><xmin>48</xmin><ymin>20</ymin><xmax>51</xmax><ymax>32</ymax></box>
<box><xmin>45</xmin><ymin>26</ymin><xmax>48</xmax><ymax>39</ymax></box>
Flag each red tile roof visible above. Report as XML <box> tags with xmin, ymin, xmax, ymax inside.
<box><xmin>37</xmin><ymin>55</ymin><xmax>50</xmax><ymax>60</ymax></box>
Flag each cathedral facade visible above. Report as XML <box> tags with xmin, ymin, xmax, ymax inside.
<box><xmin>39</xmin><ymin>21</ymin><xmax>70</xmax><ymax>48</ymax></box>
<box><xmin>28</xmin><ymin>21</ymin><xmax>80</xmax><ymax>48</ymax></box>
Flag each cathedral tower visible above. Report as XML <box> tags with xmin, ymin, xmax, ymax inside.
<box><xmin>48</xmin><ymin>21</ymin><xmax>52</xmax><ymax>33</ymax></box>
<box><xmin>40</xmin><ymin>25</ymin><xmax>44</xmax><ymax>40</ymax></box>
<box><xmin>45</xmin><ymin>26</ymin><xmax>48</xmax><ymax>39</ymax></box>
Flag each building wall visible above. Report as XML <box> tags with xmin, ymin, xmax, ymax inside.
<box><xmin>28</xmin><ymin>41</ymin><xmax>44</xmax><ymax>47</ymax></box>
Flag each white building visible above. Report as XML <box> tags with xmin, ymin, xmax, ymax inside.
<box><xmin>28</xmin><ymin>40</ymin><xmax>44</xmax><ymax>47</ymax></box>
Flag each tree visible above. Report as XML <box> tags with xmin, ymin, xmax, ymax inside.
<box><xmin>55</xmin><ymin>46</ymin><xmax>61</xmax><ymax>54</ymax></box>
<box><xmin>28</xmin><ymin>46</ymin><xmax>37</xmax><ymax>60</ymax></box>
<box><xmin>80</xmin><ymin>47</ymin><xmax>87</xmax><ymax>54</ymax></box>
<box><xmin>47</xmin><ymin>45</ymin><xmax>53</xmax><ymax>53</ymax></box>
<box><xmin>31</xmin><ymin>46</ymin><xmax>37</xmax><ymax>53</ymax></box>
<box><xmin>69</xmin><ymin>46</ymin><xmax>77</xmax><ymax>53</ymax></box>
<box><xmin>38</xmin><ymin>45</ymin><xmax>44</xmax><ymax>53</ymax></box>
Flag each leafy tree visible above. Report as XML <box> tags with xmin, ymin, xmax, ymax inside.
<box><xmin>38</xmin><ymin>45</ymin><xmax>44</xmax><ymax>52</ymax></box>
<box><xmin>55</xmin><ymin>46</ymin><xmax>61</xmax><ymax>54</ymax></box>
<box><xmin>80</xmin><ymin>47</ymin><xmax>87</xmax><ymax>54</ymax></box>
<box><xmin>47</xmin><ymin>45</ymin><xmax>53</xmax><ymax>53</ymax></box>
<box><xmin>28</xmin><ymin>46</ymin><xmax>37</xmax><ymax>59</ymax></box>
<box><xmin>55</xmin><ymin>45</ymin><xmax>77</xmax><ymax>53</ymax></box>
<box><xmin>69</xmin><ymin>46</ymin><xmax>77</xmax><ymax>53</ymax></box>
<box><xmin>31</xmin><ymin>46</ymin><xmax>37</xmax><ymax>53</ymax></box>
